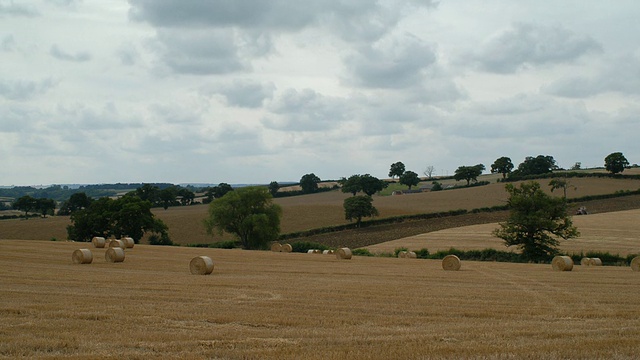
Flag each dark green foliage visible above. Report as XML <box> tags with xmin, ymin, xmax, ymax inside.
<box><xmin>569</xmin><ymin>251</ymin><xmax>633</xmax><ymax>266</ymax></box>
<box><xmin>149</xmin><ymin>232</ymin><xmax>174</xmax><ymax>246</ymax></box>
<box><xmin>208</xmin><ymin>240</ymin><xmax>239</xmax><ymax>249</ymax></box>
<box><xmin>454</xmin><ymin>164</ymin><xmax>485</xmax><ymax>185</ymax></box>
<box><xmin>604</xmin><ymin>152</ymin><xmax>629</xmax><ymax>174</ymax></box>
<box><xmin>394</xmin><ymin>247</ymin><xmax>409</xmax><ymax>257</ymax></box>
<box><xmin>399</xmin><ymin>171</ymin><xmax>420</xmax><ymax>190</ymax></box>
<box><xmin>58</xmin><ymin>192</ymin><xmax>92</xmax><ymax>215</ymax></box>
<box><xmin>12</xmin><ymin>195</ymin><xmax>38</xmax><ymax>217</ymax></box>
<box><xmin>414</xmin><ymin>248</ymin><xmax>430</xmax><ymax>259</ymax></box>
<box><xmin>341</xmin><ymin>174</ymin><xmax>387</xmax><ymax>196</ymax></box>
<box><xmin>300</xmin><ymin>173</ymin><xmax>321</xmax><ymax>194</ymax></box>
<box><xmin>204</xmin><ymin>187</ymin><xmax>282</xmax><ymax>250</ymax></box>
<box><xmin>511</xmin><ymin>155</ymin><xmax>557</xmax><ymax>178</ymax></box>
<box><xmin>431</xmin><ymin>181</ymin><xmax>443</xmax><ymax>191</ymax></box>
<box><xmin>290</xmin><ymin>241</ymin><xmax>329</xmax><ymax>253</ymax></box>
<box><xmin>343</xmin><ymin>195</ymin><xmax>379</xmax><ymax>226</ymax></box>
<box><xmin>268</xmin><ymin>181</ymin><xmax>280</xmax><ymax>197</ymax></box>
<box><xmin>491</xmin><ymin>157</ymin><xmax>514</xmax><ymax>179</ymax></box>
<box><xmin>352</xmin><ymin>248</ymin><xmax>375</xmax><ymax>257</ymax></box>
<box><xmin>388</xmin><ymin>161</ymin><xmax>406</xmax><ymax>179</ymax></box>
<box><xmin>493</xmin><ymin>181</ymin><xmax>579</xmax><ymax>262</ymax></box>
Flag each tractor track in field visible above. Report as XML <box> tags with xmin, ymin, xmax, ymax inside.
<box><xmin>285</xmin><ymin>195</ymin><xmax>640</xmax><ymax>249</ymax></box>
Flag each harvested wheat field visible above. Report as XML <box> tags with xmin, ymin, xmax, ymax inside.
<box><xmin>1</xmin><ymin>240</ymin><xmax>640</xmax><ymax>359</ymax></box>
<box><xmin>366</xmin><ymin>209</ymin><xmax>640</xmax><ymax>256</ymax></box>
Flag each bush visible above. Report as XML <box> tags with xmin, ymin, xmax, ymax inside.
<box><xmin>149</xmin><ymin>233</ymin><xmax>174</xmax><ymax>246</ymax></box>
<box><xmin>290</xmin><ymin>241</ymin><xmax>330</xmax><ymax>253</ymax></box>
<box><xmin>352</xmin><ymin>248</ymin><xmax>375</xmax><ymax>257</ymax></box>
<box><xmin>208</xmin><ymin>240</ymin><xmax>238</xmax><ymax>249</ymax></box>
<box><xmin>568</xmin><ymin>251</ymin><xmax>628</xmax><ymax>266</ymax></box>
<box><xmin>414</xmin><ymin>248</ymin><xmax>430</xmax><ymax>259</ymax></box>
<box><xmin>394</xmin><ymin>247</ymin><xmax>409</xmax><ymax>257</ymax></box>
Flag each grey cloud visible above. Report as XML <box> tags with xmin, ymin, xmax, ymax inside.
<box><xmin>46</xmin><ymin>0</ymin><xmax>83</xmax><ymax>7</ymax></box>
<box><xmin>1</xmin><ymin>34</ymin><xmax>16</xmax><ymax>51</ymax></box>
<box><xmin>471</xmin><ymin>23</ymin><xmax>602</xmax><ymax>73</ymax></box>
<box><xmin>0</xmin><ymin>78</ymin><xmax>57</xmax><ymax>100</ymax></box>
<box><xmin>116</xmin><ymin>43</ymin><xmax>139</xmax><ymax>66</ymax></box>
<box><xmin>344</xmin><ymin>34</ymin><xmax>437</xmax><ymax>89</ymax></box>
<box><xmin>262</xmin><ymin>89</ymin><xmax>350</xmax><ymax>131</ymax></box>
<box><xmin>50</xmin><ymin>45</ymin><xmax>91</xmax><ymax>62</ymax></box>
<box><xmin>544</xmin><ymin>54</ymin><xmax>640</xmax><ymax>98</ymax></box>
<box><xmin>151</xmin><ymin>29</ymin><xmax>247</xmax><ymax>75</ymax></box>
<box><xmin>52</xmin><ymin>103</ymin><xmax>143</xmax><ymax>131</ymax></box>
<box><xmin>0</xmin><ymin>2</ymin><xmax>39</xmax><ymax>17</ymax></box>
<box><xmin>216</xmin><ymin>80</ymin><xmax>275</xmax><ymax>108</ymax></box>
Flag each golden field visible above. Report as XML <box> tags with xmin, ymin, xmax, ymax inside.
<box><xmin>1</xmin><ymin>239</ymin><xmax>640</xmax><ymax>359</ymax></box>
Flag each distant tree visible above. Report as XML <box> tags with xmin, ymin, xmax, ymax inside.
<box><xmin>399</xmin><ymin>171</ymin><xmax>420</xmax><ymax>190</ymax></box>
<box><xmin>204</xmin><ymin>187</ymin><xmax>282</xmax><ymax>249</ymax></box>
<box><xmin>431</xmin><ymin>181</ymin><xmax>443</xmax><ymax>191</ymax></box>
<box><xmin>454</xmin><ymin>164</ymin><xmax>485</xmax><ymax>185</ymax></box>
<box><xmin>570</xmin><ymin>162</ymin><xmax>582</xmax><ymax>170</ymax></box>
<box><xmin>300</xmin><ymin>173</ymin><xmax>321</xmax><ymax>194</ymax></box>
<box><xmin>604</xmin><ymin>152</ymin><xmax>629</xmax><ymax>174</ymax></box>
<box><xmin>493</xmin><ymin>181</ymin><xmax>579</xmax><ymax>261</ymax></box>
<box><xmin>135</xmin><ymin>183</ymin><xmax>160</xmax><ymax>203</ymax></box>
<box><xmin>213</xmin><ymin>183</ymin><xmax>234</xmax><ymax>199</ymax></box>
<box><xmin>512</xmin><ymin>155</ymin><xmax>557</xmax><ymax>177</ymax></box>
<box><xmin>268</xmin><ymin>181</ymin><xmax>280</xmax><ymax>197</ymax></box>
<box><xmin>549</xmin><ymin>178</ymin><xmax>576</xmax><ymax>199</ymax></box>
<box><xmin>490</xmin><ymin>157</ymin><xmax>514</xmax><ymax>179</ymax></box>
<box><xmin>423</xmin><ymin>165</ymin><xmax>436</xmax><ymax>179</ymax></box>
<box><xmin>177</xmin><ymin>188</ymin><xmax>195</xmax><ymax>206</ymax></box>
<box><xmin>12</xmin><ymin>195</ymin><xmax>37</xmax><ymax>217</ymax></box>
<box><xmin>360</xmin><ymin>174</ymin><xmax>387</xmax><ymax>196</ymax></box>
<box><xmin>66</xmin><ymin>195</ymin><xmax>169</xmax><ymax>243</ymax></box>
<box><xmin>343</xmin><ymin>195</ymin><xmax>378</xmax><ymax>227</ymax></box>
<box><xmin>159</xmin><ymin>186</ymin><xmax>178</xmax><ymax>210</ymax></box>
<box><xmin>388</xmin><ymin>161</ymin><xmax>405</xmax><ymax>179</ymax></box>
<box><xmin>58</xmin><ymin>192</ymin><xmax>92</xmax><ymax>215</ymax></box>
<box><xmin>36</xmin><ymin>198</ymin><xmax>56</xmax><ymax>217</ymax></box>
<box><xmin>340</xmin><ymin>174</ymin><xmax>362</xmax><ymax>196</ymax></box>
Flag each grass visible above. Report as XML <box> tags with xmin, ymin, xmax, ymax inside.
<box><xmin>1</xmin><ymin>239</ymin><xmax>639</xmax><ymax>359</ymax></box>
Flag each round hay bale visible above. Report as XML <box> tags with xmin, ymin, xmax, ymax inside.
<box><xmin>580</xmin><ymin>257</ymin><xmax>591</xmax><ymax>266</ymax></box>
<box><xmin>109</xmin><ymin>239</ymin><xmax>125</xmax><ymax>249</ymax></box>
<box><xmin>406</xmin><ymin>251</ymin><xmax>417</xmax><ymax>259</ymax></box>
<box><xmin>398</xmin><ymin>251</ymin><xmax>407</xmax><ymax>258</ymax></box>
<box><xmin>630</xmin><ymin>256</ymin><xmax>640</xmax><ymax>272</ymax></box>
<box><xmin>121</xmin><ymin>237</ymin><xmax>134</xmax><ymax>249</ymax></box>
<box><xmin>442</xmin><ymin>255</ymin><xmax>461</xmax><ymax>271</ymax></box>
<box><xmin>313</xmin><ymin>249</ymin><xmax>322</xmax><ymax>254</ymax></box>
<box><xmin>281</xmin><ymin>243</ymin><xmax>292</xmax><ymax>253</ymax></box>
<box><xmin>589</xmin><ymin>258</ymin><xmax>602</xmax><ymax>266</ymax></box>
<box><xmin>72</xmin><ymin>249</ymin><xmax>93</xmax><ymax>264</ymax></box>
<box><xmin>551</xmin><ymin>256</ymin><xmax>574</xmax><ymax>271</ymax></box>
<box><xmin>336</xmin><ymin>248</ymin><xmax>352</xmax><ymax>260</ymax></box>
<box><xmin>91</xmin><ymin>237</ymin><xmax>106</xmax><ymax>248</ymax></box>
<box><xmin>190</xmin><ymin>256</ymin><xmax>214</xmax><ymax>275</ymax></box>
<box><xmin>271</xmin><ymin>243</ymin><xmax>282</xmax><ymax>252</ymax></box>
<box><xmin>307</xmin><ymin>249</ymin><xmax>315</xmax><ymax>254</ymax></box>
<box><xmin>322</xmin><ymin>249</ymin><xmax>335</xmax><ymax>255</ymax></box>
<box><xmin>105</xmin><ymin>247</ymin><xmax>125</xmax><ymax>263</ymax></box>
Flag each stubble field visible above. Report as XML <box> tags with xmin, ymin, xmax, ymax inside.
<box><xmin>1</xmin><ymin>239</ymin><xmax>639</xmax><ymax>359</ymax></box>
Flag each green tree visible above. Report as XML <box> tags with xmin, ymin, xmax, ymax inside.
<box><xmin>204</xmin><ymin>187</ymin><xmax>282</xmax><ymax>249</ymax></box>
<box><xmin>58</xmin><ymin>192</ymin><xmax>92</xmax><ymax>215</ymax></box>
<box><xmin>490</xmin><ymin>157</ymin><xmax>514</xmax><ymax>179</ymax></box>
<box><xmin>66</xmin><ymin>196</ymin><xmax>169</xmax><ymax>243</ymax></box>
<box><xmin>454</xmin><ymin>164</ymin><xmax>485</xmax><ymax>185</ymax></box>
<box><xmin>512</xmin><ymin>155</ymin><xmax>557</xmax><ymax>177</ymax></box>
<box><xmin>12</xmin><ymin>195</ymin><xmax>37</xmax><ymax>217</ymax></box>
<box><xmin>604</xmin><ymin>152</ymin><xmax>629</xmax><ymax>174</ymax></box>
<box><xmin>388</xmin><ymin>161</ymin><xmax>405</xmax><ymax>179</ymax></box>
<box><xmin>493</xmin><ymin>181</ymin><xmax>579</xmax><ymax>261</ymax></box>
<box><xmin>177</xmin><ymin>188</ymin><xmax>195</xmax><ymax>206</ymax></box>
<box><xmin>399</xmin><ymin>171</ymin><xmax>420</xmax><ymax>190</ymax></box>
<box><xmin>36</xmin><ymin>198</ymin><xmax>56</xmax><ymax>217</ymax></box>
<box><xmin>300</xmin><ymin>173</ymin><xmax>321</xmax><ymax>194</ymax></box>
<box><xmin>340</xmin><ymin>174</ymin><xmax>362</xmax><ymax>196</ymax></box>
<box><xmin>268</xmin><ymin>181</ymin><xmax>280</xmax><ymax>197</ymax></box>
<box><xmin>343</xmin><ymin>195</ymin><xmax>378</xmax><ymax>227</ymax></box>
<box><xmin>159</xmin><ymin>186</ymin><xmax>178</xmax><ymax>210</ymax></box>
<box><xmin>549</xmin><ymin>178</ymin><xmax>576</xmax><ymax>199</ymax></box>
<box><xmin>360</xmin><ymin>174</ymin><xmax>387</xmax><ymax>196</ymax></box>
<box><xmin>135</xmin><ymin>183</ymin><xmax>160</xmax><ymax>204</ymax></box>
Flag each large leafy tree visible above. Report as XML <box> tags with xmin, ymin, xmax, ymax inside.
<box><xmin>454</xmin><ymin>164</ymin><xmax>485</xmax><ymax>185</ymax></box>
<box><xmin>490</xmin><ymin>157</ymin><xmax>514</xmax><ymax>179</ymax></box>
<box><xmin>493</xmin><ymin>181</ymin><xmax>579</xmax><ymax>261</ymax></box>
<box><xmin>549</xmin><ymin>178</ymin><xmax>576</xmax><ymax>199</ymax></box>
<box><xmin>159</xmin><ymin>186</ymin><xmax>178</xmax><ymax>210</ymax></box>
<box><xmin>340</xmin><ymin>174</ymin><xmax>362</xmax><ymax>196</ymax></box>
<box><xmin>204</xmin><ymin>187</ymin><xmax>282</xmax><ymax>249</ymax></box>
<box><xmin>343</xmin><ymin>195</ymin><xmax>378</xmax><ymax>227</ymax></box>
<box><xmin>360</xmin><ymin>174</ymin><xmax>387</xmax><ymax>196</ymax></box>
<box><xmin>388</xmin><ymin>161</ymin><xmax>405</xmax><ymax>179</ymax></box>
<box><xmin>36</xmin><ymin>198</ymin><xmax>56</xmax><ymax>218</ymax></box>
<box><xmin>268</xmin><ymin>181</ymin><xmax>280</xmax><ymax>197</ymax></box>
<box><xmin>12</xmin><ymin>195</ymin><xmax>38</xmax><ymax>217</ymax></box>
<box><xmin>604</xmin><ymin>152</ymin><xmax>629</xmax><ymax>174</ymax></box>
<box><xmin>67</xmin><ymin>195</ymin><xmax>169</xmax><ymax>243</ymax></box>
<box><xmin>58</xmin><ymin>192</ymin><xmax>92</xmax><ymax>215</ymax></box>
<box><xmin>513</xmin><ymin>155</ymin><xmax>557</xmax><ymax>177</ymax></box>
<box><xmin>399</xmin><ymin>171</ymin><xmax>420</xmax><ymax>190</ymax></box>
<box><xmin>177</xmin><ymin>188</ymin><xmax>195</xmax><ymax>206</ymax></box>
<box><xmin>300</xmin><ymin>173</ymin><xmax>321</xmax><ymax>194</ymax></box>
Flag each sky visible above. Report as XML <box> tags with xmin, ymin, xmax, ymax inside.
<box><xmin>1</xmin><ymin>0</ymin><xmax>639</xmax><ymax>186</ymax></box>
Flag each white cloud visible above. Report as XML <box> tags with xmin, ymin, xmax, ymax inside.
<box><xmin>50</xmin><ymin>44</ymin><xmax>91</xmax><ymax>62</ymax></box>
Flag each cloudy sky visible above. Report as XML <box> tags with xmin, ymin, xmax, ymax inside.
<box><xmin>1</xmin><ymin>1</ymin><xmax>639</xmax><ymax>186</ymax></box>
